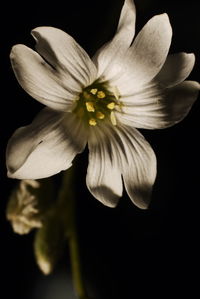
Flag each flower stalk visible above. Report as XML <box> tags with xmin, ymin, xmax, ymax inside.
<box><xmin>58</xmin><ymin>166</ymin><xmax>88</xmax><ymax>299</ymax></box>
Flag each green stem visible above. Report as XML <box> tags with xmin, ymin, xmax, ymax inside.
<box><xmin>58</xmin><ymin>167</ymin><xmax>88</xmax><ymax>299</ymax></box>
<box><xmin>68</xmin><ymin>231</ymin><xmax>87</xmax><ymax>299</ymax></box>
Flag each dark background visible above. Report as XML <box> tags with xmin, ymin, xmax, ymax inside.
<box><xmin>0</xmin><ymin>0</ymin><xmax>199</xmax><ymax>298</ymax></box>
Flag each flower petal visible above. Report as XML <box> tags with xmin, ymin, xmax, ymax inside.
<box><xmin>93</xmin><ymin>0</ymin><xmax>136</xmax><ymax>79</ymax></box>
<box><xmin>7</xmin><ymin>108</ymin><xmax>87</xmax><ymax>179</ymax></box>
<box><xmin>114</xmin><ymin>125</ymin><xmax>157</xmax><ymax>209</ymax></box>
<box><xmin>10</xmin><ymin>45</ymin><xmax>76</xmax><ymax>111</ymax></box>
<box><xmin>117</xmin><ymin>81</ymin><xmax>200</xmax><ymax>129</ymax></box>
<box><xmin>86</xmin><ymin>122</ymin><xmax>156</xmax><ymax>209</ymax></box>
<box><xmin>111</xmin><ymin>14</ymin><xmax>172</xmax><ymax>95</ymax></box>
<box><xmin>31</xmin><ymin>26</ymin><xmax>97</xmax><ymax>88</ymax></box>
<box><xmin>86</xmin><ymin>126</ymin><xmax>123</xmax><ymax>208</ymax></box>
<box><xmin>155</xmin><ymin>53</ymin><xmax>195</xmax><ymax>88</ymax></box>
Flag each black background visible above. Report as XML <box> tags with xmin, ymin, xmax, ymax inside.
<box><xmin>0</xmin><ymin>0</ymin><xmax>199</xmax><ymax>298</ymax></box>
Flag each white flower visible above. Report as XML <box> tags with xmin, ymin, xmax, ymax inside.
<box><xmin>7</xmin><ymin>0</ymin><xmax>199</xmax><ymax>209</ymax></box>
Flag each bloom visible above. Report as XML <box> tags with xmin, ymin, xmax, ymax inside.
<box><xmin>7</xmin><ymin>0</ymin><xmax>199</xmax><ymax>209</ymax></box>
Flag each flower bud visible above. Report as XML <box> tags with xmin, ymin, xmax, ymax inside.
<box><xmin>6</xmin><ymin>180</ymin><xmax>42</xmax><ymax>234</ymax></box>
<box><xmin>34</xmin><ymin>211</ymin><xmax>65</xmax><ymax>275</ymax></box>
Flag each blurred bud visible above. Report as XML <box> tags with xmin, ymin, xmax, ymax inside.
<box><xmin>6</xmin><ymin>180</ymin><xmax>43</xmax><ymax>234</ymax></box>
<box><xmin>34</xmin><ymin>211</ymin><xmax>65</xmax><ymax>275</ymax></box>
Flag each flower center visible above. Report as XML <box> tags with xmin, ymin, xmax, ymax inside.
<box><xmin>73</xmin><ymin>81</ymin><xmax>121</xmax><ymax>127</ymax></box>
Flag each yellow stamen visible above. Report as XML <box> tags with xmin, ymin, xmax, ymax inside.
<box><xmin>110</xmin><ymin>111</ymin><xmax>117</xmax><ymax>126</ymax></box>
<box><xmin>97</xmin><ymin>91</ymin><xmax>106</xmax><ymax>99</ymax></box>
<box><xmin>86</xmin><ymin>102</ymin><xmax>95</xmax><ymax>112</ymax></box>
<box><xmin>89</xmin><ymin>118</ymin><xmax>97</xmax><ymax>126</ymax></box>
<box><xmin>96</xmin><ymin>111</ymin><xmax>105</xmax><ymax>120</ymax></box>
<box><xmin>107</xmin><ymin>102</ymin><xmax>115</xmax><ymax>110</ymax></box>
<box><xmin>90</xmin><ymin>88</ymin><xmax>98</xmax><ymax>95</ymax></box>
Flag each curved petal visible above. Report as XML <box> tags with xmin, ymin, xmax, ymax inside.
<box><xmin>7</xmin><ymin>109</ymin><xmax>87</xmax><ymax>179</ymax></box>
<box><xmin>111</xmin><ymin>14</ymin><xmax>172</xmax><ymax>96</ymax></box>
<box><xmin>86</xmin><ymin>126</ymin><xmax>123</xmax><ymax>208</ymax></box>
<box><xmin>32</xmin><ymin>26</ymin><xmax>97</xmax><ymax>88</ymax></box>
<box><xmin>10</xmin><ymin>45</ymin><xmax>76</xmax><ymax>111</ymax></box>
<box><xmin>155</xmin><ymin>53</ymin><xmax>195</xmax><ymax>88</ymax></box>
<box><xmin>107</xmin><ymin>125</ymin><xmax>156</xmax><ymax>209</ymax></box>
<box><xmin>118</xmin><ymin>126</ymin><xmax>156</xmax><ymax>209</ymax></box>
<box><xmin>93</xmin><ymin>0</ymin><xmax>136</xmax><ymax>79</ymax></box>
<box><xmin>117</xmin><ymin>81</ymin><xmax>200</xmax><ymax>129</ymax></box>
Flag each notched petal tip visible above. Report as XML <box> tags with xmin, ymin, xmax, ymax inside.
<box><xmin>117</xmin><ymin>126</ymin><xmax>156</xmax><ymax>209</ymax></box>
<box><xmin>91</xmin><ymin>185</ymin><xmax>120</xmax><ymax>208</ymax></box>
<box><xmin>131</xmin><ymin>187</ymin><xmax>153</xmax><ymax>210</ymax></box>
<box><xmin>86</xmin><ymin>130</ymin><xmax>123</xmax><ymax>209</ymax></box>
<box><xmin>126</xmin><ymin>173</ymin><xmax>156</xmax><ymax>210</ymax></box>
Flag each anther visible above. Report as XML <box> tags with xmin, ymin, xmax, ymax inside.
<box><xmin>86</xmin><ymin>102</ymin><xmax>95</xmax><ymax>112</ymax></box>
<box><xmin>97</xmin><ymin>91</ymin><xmax>106</xmax><ymax>99</ymax></box>
<box><xmin>90</xmin><ymin>88</ymin><xmax>98</xmax><ymax>95</ymax></box>
<box><xmin>89</xmin><ymin>118</ymin><xmax>97</xmax><ymax>126</ymax></box>
<box><xmin>96</xmin><ymin>111</ymin><xmax>105</xmax><ymax>120</ymax></box>
<box><xmin>110</xmin><ymin>111</ymin><xmax>117</xmax><ymax>126</ymax></box>
<box><xmin>107</xmin><ymin>102</ymin><xmax>115</xmax><ymax>110</ymax></box>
